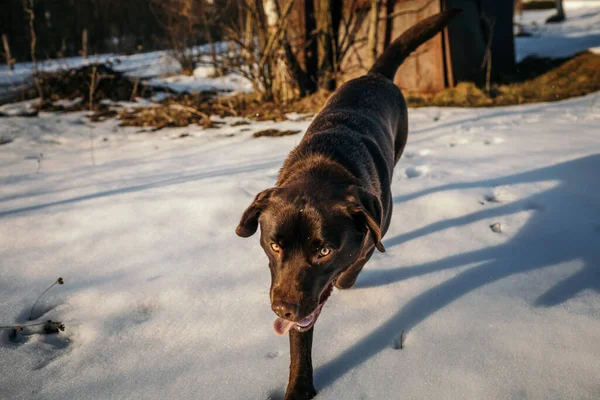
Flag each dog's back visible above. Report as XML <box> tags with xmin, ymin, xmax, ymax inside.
<box><xmin>279</xmin><ymin>9</ymin><xmax>461</xmax><ymax>233</ymax></box>
<box><xmin>240</xmin><ymin>11</ymin><xmax>462</xmax><ymax>399</ymax></box>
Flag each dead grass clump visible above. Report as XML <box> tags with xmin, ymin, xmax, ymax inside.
<box><xmin>26</xmin><ymin>63</ymin><xmax>155</xmax><ymax>111</ymax></box>
<box><xmin>253</xmin><ymin>129</ymin><xmax>301</xmax><ymax>138</ymax></box>
<box><xmin>26</xmin><ymin>52</ymin><xmax>596</xmax><ymax>130</ymax></box>
<box><xmin>432</xmin><ymin>82</ymin><xmax>493</xmax><ymax>107</ymax></box>
<box><xmin>118</xmin><ymin>91</ymin><xmax>224</xmax><ymax>130</ymax></box>
<box><xmin>406</xmin><ymin>51</ymin><xmax>600</xmax><ymax>108</ymax></box>
<box><xmin>216</xmin><ymin>89</ymin><xmax>329</xmax><ymax>122</ymax></box>
<box><xmin>118</xmin><ymin>90</ymin><xmax>331</xmax><ymax>130</ymax></box>
<box><xmin>119</xmin><ymin>105</ymin><xmax>221</xmax><ymax>131</ymax></box>
<box><xmin>495</xmin><ymin>51</ymin><xmax>600</xmax><ymax>104</ymax></box>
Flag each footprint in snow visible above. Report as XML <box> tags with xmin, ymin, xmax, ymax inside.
<box><xmin>490</xmin><ymin>222</ymin><xmax>503</xmax><ymax>233</ymax></box>
<box><xmin>483</xmin><ymin>187</ymin><xmax>515</xmax><ymax>204</ymax></box>
<box><xmin>404</xmin><ymin>165</ymin><xmax>430</xmax><ymax>179</ymax></box>
<box><xmin>404</xmin><ymin>148</ymin><xmax>432</xmax><ymax>158</ymax></box>
<box><xmin>449</xmin><ymin>137</ymin><xmax>470</xmax><ymax>147</ymax></box>
<box><xmin>484</xmin><ymin>137</ymin><xmax>505</xmax><ymax>145</ymax></box>
<box><xmin>31</xmin><ymin>333</ymin><xmax>71</xmax><ymax>370</ymax></box>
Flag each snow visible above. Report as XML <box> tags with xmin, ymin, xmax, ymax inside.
<box><xmin>147</xmin><ymin>66</ymin><xmax>253</xmax><ymax>94</ymax></box>
<box><xmin>1</xmin><ymin>2</ymin><xmax>600</xmax><ymax>399</ymax></box>
<box><xmin>1</xmin><ymin>93</ymin><xmax>599</xmax><ymax>400</ymax></box>
<box><xmin>516</xmin><ymin>1</ymin><xmax>600</xmax><ymax>61</ymax></box>
<box><xmin>0</xmin><ymin>44</ymin><xmax>250</xmax><ymax>103</ymax></box>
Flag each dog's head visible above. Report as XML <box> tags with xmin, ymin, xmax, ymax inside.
<box><xmin>236</xmin><ymin>178</ymin><xmax>385</xmax><ymax>334</ymax></box>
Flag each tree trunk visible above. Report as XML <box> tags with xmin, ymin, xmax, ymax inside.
<box><xmin>262</xmin><ymin>0</ymin><xmax>294</xmax><ymax>102</ymax></box>
<box><xmin>367</xmin><ymin>0</ymin><xmax>380</xmax><ymax>67</ymax></box>
<box><xmin>316</xmin><ymin>0</ymin><xmax>342</xmax><ymax>91</ymax></box>
<box><xmin>481</xmin><ymin>0</ymin><xmax>515</xmax><ymax>78</ymax></box>
<box><xmin>199</xmin><ymin>1</ymin><xmax>220</xmax><ymax>76</ymax></box>
<box><xmin>383</xmin><ymin>0</ymin><xmax>395</xmax><ymax>49</ymax></box>
<box><xmin>24</xmin><ymin>0</ymin><xmax>43</xmax><ymax>100</ymax></box>
<box><xmin>2</xmin><ymin>34</ymin><xmax>15</xmax><ymax>70</ymax></box>
<box><xmin>81</xmin><ymin>29</ymin><xmax>88</xmax><ymax>59</ymax></box>
<box><xmin>304</xmin><ymin>0</ymin><xmax>319</xmax><ymax>94</ymax></box>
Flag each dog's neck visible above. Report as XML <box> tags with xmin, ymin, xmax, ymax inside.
<box><xmin>277</xmin><ymin>154</ymin><xmax>358</xmax><ymax>188</ymax></box>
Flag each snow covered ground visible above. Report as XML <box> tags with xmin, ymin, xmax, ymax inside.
<box><xmin>0</xmin><ymin>44</ymin><xmax>251</xmax><ymax>104</ymax></box>
<box><xmin>516</xmin><ymin>1</ymin><xmax>600</xmax><ymax>60</ymax></box>
<box><xmin>2</xmin><ymin>1</ymin><xmax>600</xmax><ymax>101</ymax></box>
<box><xmin>2</xmin><ymin>89</ymin><xmax>599</xmax><ymax>400</ymax></box>
<box><xmin>1</xmin><ymin>3</ymin><xmax>600</xmax><ymax>400</ymax></box>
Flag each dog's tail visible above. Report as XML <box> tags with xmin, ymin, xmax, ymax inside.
<box><xmin>368</xmin><ymin>9</ymin><xmax>461</xmax><ymax>80</ymax></box>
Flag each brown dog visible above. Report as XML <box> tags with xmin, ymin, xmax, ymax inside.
<box><xmin>236</xmin><ymin>10</ymin><xmax>460</xmax><ymax>399</ymax></box>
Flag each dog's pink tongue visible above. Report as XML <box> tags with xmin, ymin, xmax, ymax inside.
<box><xmin>273</xmin><ymin>317</ymin><xmax>296</xmax><ymax>336</ymax></box>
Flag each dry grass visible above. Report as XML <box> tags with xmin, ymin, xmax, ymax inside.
<box><xmin>120</xmin><ymin>52</ymin><xmax>599</xmax><ymax>129</ymax></box>
<box><xmin>406</xmin><ymin>51</ymin><xmax>600</xmax><ymax>108</ymax></box>
<box><xmin>19</xmin><ymin>52</ymin><xmax>599</xmax><ymax>131</ymax></box>
<box><xmin>253</xmin><ymin>129</ymin><xmax>301</xmax><ymax>138</ymax></box>
<box><xmin>24</xmin><ymin>64</ymin><xmax>157</xmax><ymax>112</ymax></box>
<box><xmin>118</xmin><ymin>89</ymin><xmax>331</xmax><ymax>129</ymax></box>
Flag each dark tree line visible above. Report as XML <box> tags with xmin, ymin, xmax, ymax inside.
<box><xmin>0</xmin><ymin>0</ymin><xmax>194</xmax><ymax>62</ymax></box>
<box><xmin>2</xmin><ymin>0</ymin><xmax>519</xmax><ymax>104</ymax></box>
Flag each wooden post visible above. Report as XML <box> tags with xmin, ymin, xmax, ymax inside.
<box><xmin>81</xmin><ymin>29</ymin><xmax>88</xmax><ymax>59</ymax></box>
<box><xmin>2</xmin><ymin>34</ymin><xmax>15</xmax><ymax>70</ymax></box>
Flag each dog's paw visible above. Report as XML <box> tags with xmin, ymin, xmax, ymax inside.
<box><xmin>285</xmin><ymin>385</ymin><xmax>317</xmax><ymax>400</ymax></box>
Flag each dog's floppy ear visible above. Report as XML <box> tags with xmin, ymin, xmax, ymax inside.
<box><xmin>347</xmin><ymin>187</ymin><xmax>386</xmax><ymax>252</ymax></box>
<box><xmin>236</xmin><ymin>188</ymin><xmax>276</xmax><ymax>238</ymax></box>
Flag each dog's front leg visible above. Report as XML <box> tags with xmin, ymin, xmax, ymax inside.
<box><xmin>285</xmin><ymin>327</ymin><xmax>317</xmax><ymax>400</ymax></box>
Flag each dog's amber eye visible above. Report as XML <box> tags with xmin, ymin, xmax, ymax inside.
<box><xmin>319</xmin><ymin>247</ymin><xmax>331</xmax><ymax>257</ymax></box>
<box><xmin>270</xmin><ymin>243</ymin><xmax>281</xmax><ymax>253</ymax></box>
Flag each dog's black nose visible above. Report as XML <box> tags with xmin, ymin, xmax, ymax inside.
<box><xmin>271</xmin><ymin>300</ymin><xmax>299</xmax><ymax>320</ymax></box>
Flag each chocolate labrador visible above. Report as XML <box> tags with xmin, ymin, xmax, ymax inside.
<box><xmin>236</xmin><ymin>10</ymin><xmax>460</xmax><ymax>399</ymax></box>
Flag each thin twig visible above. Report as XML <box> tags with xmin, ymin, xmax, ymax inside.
<box><xmin>88</xmin><ymin>66</ymin><xmax>99</xmax><ymax>166</ymax></box>
<box><xmin>35</xmin><ymin>152</ymin><xmax>43</xmax><ymax>174</ymax></box>
<box><xmin>481</xmin><ymin>17</ymin><xmax>496</xmax><ymax>95</ymax></box>
<box><xmin>28</xmin><ymin>277</ymin><xmax>64</xmax><ymax>321</ymax></box>
<box><xmin>589</xmin><ymin>93</ymin><xmax>598</xmax><ymax>113</ymax></box>
<box><xmin>24</xmin><ymin>0</ymin><xmax>43</xmax><ymax>100</ymax></box>
<box><xmin>130</xmin><ymin>78</ymin><xmax>140</xmax><ymax>101</ymax></box>
<box><xmin>1</xmin><ymin>321</ymin><xmax>57</xmax><ymax>330</ymax></box>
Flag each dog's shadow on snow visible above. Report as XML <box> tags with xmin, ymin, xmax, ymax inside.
<box><xmin>314</xmin><ymin>154</ymin><xmax>600</xmax><ymax>390</ymax></box>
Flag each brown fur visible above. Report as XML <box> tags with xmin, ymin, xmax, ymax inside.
<box><xmin>236</xmin><ymin>10</ymin><xmax>460</xmax><ymax>399</ymax></box>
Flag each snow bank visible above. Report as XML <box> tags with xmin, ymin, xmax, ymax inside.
<box><xmin>1</xmin><ymin>92</ymin><xmax>599</xmax><ymax>399</ymax></box>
